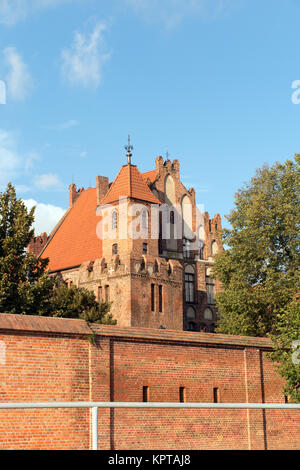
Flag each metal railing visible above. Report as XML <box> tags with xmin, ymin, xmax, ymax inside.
<box><xmin>0</xmin><ymin>401</ymin><xmax>299</xmax><ymax>450</ymax></box>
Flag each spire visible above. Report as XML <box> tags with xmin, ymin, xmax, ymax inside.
<box><xmin>124</xmin><ymin>135</ymin><xmax>134</xmax><ymax>165</ymax></box>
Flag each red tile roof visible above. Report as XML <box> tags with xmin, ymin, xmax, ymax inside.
<box><xmin>39</xmin><ymin>164</ymin><xmax>159</xmax><ymax>272</ymax></box>
<box><xmin>100</xmin><ymin>164</ymin><xmax>161</xmax><ymax>205</ymax></box>
<box><xmin>141</xmin><ymin>169</ymin><xmax>158</xmax><ymax>183</ymax></box>
<box><xmin>41</xmin><ymin>188</ymin><xmax>102</xmax><ymax>272</ymax></box>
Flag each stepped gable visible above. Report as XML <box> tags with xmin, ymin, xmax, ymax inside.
<box><xmin>40</xmin><ymin>187</ymin><xmax>102</xmax><ymax>272</ymax></box>
<box><xmin>100</xmin><ymin>164</ymin><xmax>161</xmax><ymax>205</ymax></box>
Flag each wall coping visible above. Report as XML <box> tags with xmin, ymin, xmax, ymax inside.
<box><xmin>0</xmin><ymin>313</ymin><xmax>92</xmax><ymax>336</ymax></box>
<box><xmin>0</xmin><ymin>313</ymin><xmax>274</xmax><ymax>349</ymax></box>
<box><xmin>91</xmin><ymin>324</ymin><xmax>273</xmax><ymax>350</ymax></box>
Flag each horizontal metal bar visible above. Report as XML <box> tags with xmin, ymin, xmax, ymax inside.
<box><xmin>0</xmin><ymin>402</ymin><xmax>299</xmax><ymax>410</ymax></box>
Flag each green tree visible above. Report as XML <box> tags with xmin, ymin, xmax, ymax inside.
<box><xmin>0</xmin><ymin>183</ymin><xmax>54</xmax><ymax>315</ymax></box>
<box><xmin>49</xmin><ymin>280</ymin><xmax>115</xmax><ymax>325</ymax></box>
<box><xmin>0</xmin><ymin>183</ymin><xmax>115</xmax><ymax>325</ymax></box>
<box><xmin>269</xmin><ymin>298</ymin><xmax>300</xmax><ymax>403</ymax></box>
<box><xmin>213</xmin><ymin>154</ymin><xmax>300</xmax><ymax>337</ymax></box>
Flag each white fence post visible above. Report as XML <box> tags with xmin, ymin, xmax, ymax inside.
<box><xmin>92</xmin><ymin>406</ymin><xmax>98</xmax><ymax>450</ymax></box>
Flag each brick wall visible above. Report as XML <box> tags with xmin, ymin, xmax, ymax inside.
<box><xmin>0</xmin><ymin>314</ymin><xmax>299</xmax><ymax>450</ymax></box>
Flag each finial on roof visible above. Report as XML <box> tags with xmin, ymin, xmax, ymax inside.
<box><xmin>125</xmin><ymin>134</ymin><xmax>134</xmax><ymax>165</ymax></box>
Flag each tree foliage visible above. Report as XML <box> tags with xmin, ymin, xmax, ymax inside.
<box><xmin>213</xmin><ymin>154</ymin><xmax>300</xmax><ymax>337</ymax></box>
<box><xmin>0</xmin><ymin>183</ymin><xmax>114</xmax><ymax>325</ymax></box>
<box><xmin>212</xmin><ymin>155</ymin><xmax>300</xmax><ymax>401</ymax></box>
<box><xmin>269</xmin><ymin>299</ymin><xmax>300</xmax><ymax>403</ymax></box>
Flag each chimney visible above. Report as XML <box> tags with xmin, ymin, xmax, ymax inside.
<box><xmin>69</xmin><ymin>184</ymin><xmax>77</xmax><ymax>207</ymax></box>
<box><xmin>96</xmin><ymin>176</ymin><xmax>109</xmax><ymax>204</ymax></box>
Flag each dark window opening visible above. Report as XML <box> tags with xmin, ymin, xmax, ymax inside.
<box><xmin>143</xmin><ymin>386</ymin><xmax>149</xmax><ymax>402</ymax></box>
<box><xmin>159</xmin><ymin>285</ymin><xmax>162</xmax><ymax>313</ymax></box>
<box><xmin>112</xmin><ymin>243</ymin><xmax>118</xmax><ymax>255</ymax></box>
<box><xmin>179</xmin><ymin>387</ymin><xmax>186</xmax><ymax>403</ymax></box>
<box><xmin>170</xmin><ymin>210</ymin><xmax>175</xmax><ymax>224</ymax></box>
<box><xmin>188</xmin><ymin>322</ymin><xmax>196</xmax><ymax>331</ymax></box>
<box><xmin>185</xmin><ymin>273</ymin><xmax>194</xmax><ymax>303</ymax></box>
<box><xmin>213</xmin><ymin>387</ymin><xmax>220</xmax><ymax>403</ymax></box>
<box><xmin>151</xmin><ymin>284</ymin><xmax>155</xmax><ymax>311</ymax></box>
<box><xmin>143</xmin><ymin>243</ymin><xmax>148</xmax><ymax>254</ymax></box>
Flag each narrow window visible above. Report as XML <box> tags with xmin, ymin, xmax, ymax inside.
<box><xmin>284</xmin><ymin>395</ymin><xmax>289</xmax><ymax>403</ymax></box>
<box><xmin>213</xmin><ymin>387</ymin><xmax>220</xmax><ymax>403</ymax></box>
<box><xmin>98</xmin><ymin>286</ymin><xmax>102</xmax><ymax>301</ymax></box>
<box><xmin>179</xmin><ymin>387</ymin><xmax>186</xmax><ymax>403</ymax></box>
<box><xmin>105</xmin><ymin>285</ymin><xmax>110</xmax><ymax>302</ymax></box>
<box><xmin>151</xmin><ymin>284</ymin><xmax>155</xmax><ymax>311</ymax></box>
<box><xmin>170</xmin><ymin>210</ymin><xmax>174</xmax><ymax>224</ymax></box>
<box><xmin>143</xmin><ymin>386</ymin><xmax>149</xmax><ymax>402</ymax></box>
<box><xmin>112</xmin><ymin>210</ymin><xmax>118</xmax><ymax>230</ymax></box>
<box><xmin>206</xmin><ymin>276</ymin><xmax>215</xmax><ymax>304</ymax></box>
<box><xmin>143</xmin><ymin>243</ymin><xmax>148</xmax><ymax>254</ymax></box>
<box><xmin>112</xmin><ymin>243</ymin><xmax>118</xmax><ymax>255</ymax></box>
<box><xmin>142</xmin><ymin>209</ymin><xmax>148</xmax><ymax>229</ymax></box>
<box><xmin>158</xmin><ymin>285</ymin><xmax>162</xmax><ymax>312</ymax></box>
<box><xmin>185</xmin><ymin>272</ymin><xmax>194</xmax><ymax>303</ymax></box>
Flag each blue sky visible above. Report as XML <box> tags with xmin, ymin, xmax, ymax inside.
<box><xmin>1</xmin><ymin>0</ymin><xmax>300</xmax><ymax>234</ymax></box>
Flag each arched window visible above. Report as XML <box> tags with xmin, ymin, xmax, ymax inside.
<box><xmin>186</xmin><ymin>306</ymin><xmax>196</xmax><ymax>320</ymax></box>
<box><xmin>142</xmin><ymin>209</ymin><xmax>148</xmax><ymax>229</ymax></box>
<box><xmin>154</xmin><ymin>260</ymin><xmax>159</xmax><ymax>273</ymax></box>
<box><xmin>140</xmin><ymin>258</ymin><xmax>146</xmax><ymax>271</ymax></box>
<box><xmin>211</xmin><ymin>240</ymin><xmax>218</xmax><ymax>256</ymax></box>
<box><xmin>185</xmin><ymin>265</ymin><xmax>195</xmax><ymax>303</ymax></box>
<box><xmin>204</xmin><ymin>308</ymin><xmax>213</xmax><ymax>321</ymax></box>
<box><xmin>112</xmin><ymin>210</ymin><xmax>118</xmax><ymax>230</ymax></box>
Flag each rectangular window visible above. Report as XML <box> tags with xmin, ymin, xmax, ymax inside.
<box><xmin>213</xmin><ymin>387</ymin><xmax>220</xmax><ymax>403</ymax></box>
<box><xmin>159</xmin><ymin>285</ymin><xmax>163</xmax><ymax>312</ymax></box>
<box><xmin>112</xmin><ymin>243</ymin><xmax>118</xmax><ymax>255</ymax></box>
<box><xmin>143</xmin><ymin>243</ymin><xmax>148</xmax><ymax>254</ymax></box>
<box><xmin>179</xmin><ymin>387</ymin><xmax>186</xmax><ymax>403</ymax></box>
<box><xmin>143</xmin><ymin>386</ymin><xmax>149</xmax><ymax>402</ymax></box>
<box><xmin>151</xmin><ymin>284</ymin><xmax>155</xmax><ymax>311</ymax></box>
<box><xmin>185</xmin><ymin>273</ymin><xmax>194</xmax><ymax>303</ymax></box>
<box><xmin>206</xmin><ymin>277</ymin><xmax>215</xmax><ymax>304</ymax></box>
<box><xmin>105</xmin><ymin>285</ymin><xmax>110</xmax><ymax>302</ymax></box>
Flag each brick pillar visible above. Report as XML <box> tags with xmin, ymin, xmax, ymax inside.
<box><xmin>89</xmin><ymin>336</ymin><xmax>111</xmax><ymax>449</ymax></box>
<box><xmin>243</xmin><ymin>348</ymin><xmax>267</xmax><ymax>450</ymax></box>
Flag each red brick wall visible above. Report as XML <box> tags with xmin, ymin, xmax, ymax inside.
<box><xmin>0</xmin><ymin>315</ymin><xmax>299</xmax><ymax>450</ymax></box>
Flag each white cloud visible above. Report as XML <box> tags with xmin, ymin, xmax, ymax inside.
<box><xmin>0</xmin><ymin>0</ymin><xmax>76</xmax><ymax>26</ymax></box>
<box><xmin>61</xmin><ymin>22</ymin><xmax>110</xmax><ymax>88</ymax></box>
<box><xmin>24</xmin><ymin>198</ymin><xmax>65</xmax><ymax>235</ymax></box>
<box><xmin>125</xmin><ymin>0</ymin><xmax>238</xmax><ymax>28</ymax></box>
<box><xmin>3</xmin><ymin>46</ymin><xmax>33</xmax><ymax>101</ymax></box>
<box><xmin>34</xmin><ymin>173</ymin><xmax>63</xmax><ymax>190</ymax></box>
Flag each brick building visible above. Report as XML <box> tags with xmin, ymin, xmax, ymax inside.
<box><xmin>28</xmin><ymin>151</ymin><xmax>223</xmax><ymax>332</ymax></box>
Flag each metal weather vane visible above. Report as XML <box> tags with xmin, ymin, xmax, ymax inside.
<box><xmin>125</xmin><ymin>135</ymin><xmax>134</xmax><ymax>165</ymax></box>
